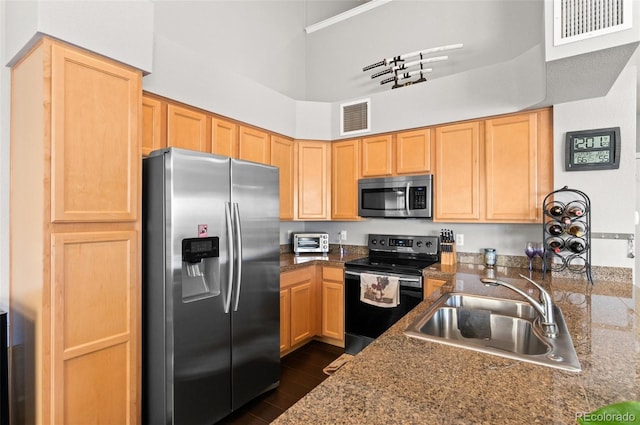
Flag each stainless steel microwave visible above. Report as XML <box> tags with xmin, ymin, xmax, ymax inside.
<box><xmin>291</xmin><ymin>232</ymin><xmax>330</xmax><ymax>255</ymax></box>
<box><xmin>358</xmin><ymin>175</ymin><xmax>433</xmax><ymax>218</ymax></box>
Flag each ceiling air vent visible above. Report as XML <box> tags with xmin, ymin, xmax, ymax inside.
<box><xmin>554</xmin><ymin>0</ymin><xmax>633</xmax><ymax>46</ymax></box>
<box><xmin>341</xmin><ymin>99</ymin><xmax>370</xmax><ymax>136</ymax></box>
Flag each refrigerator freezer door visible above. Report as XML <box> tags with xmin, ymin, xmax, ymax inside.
<box><xmin>143</xmin><ymin>148</ymin><xmax>233</xmax><ymax>425</ymax></box>
<box><xmin>230</xmin><ymin>159</ymin><xmax>280</xmax><ymax>410</ymax></box>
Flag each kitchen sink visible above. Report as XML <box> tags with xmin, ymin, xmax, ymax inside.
<box><xmin>405</xmin><ymin>293</ymin><xmax>581</xmax><ymax>372</ymax></box>
<box><xmin>442</xmin><ymin>293</ymin><xmax>538</xmax><ymax>321</ymax></box>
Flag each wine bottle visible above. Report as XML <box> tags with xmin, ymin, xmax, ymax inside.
<box><xmin>547</xmin><ymin>204</ymin><xmax>564</xmax><ymax>217</ymax></box>
<box><xmin>547</xmin><ymin>237</ymin><xmax>564</xmax><ymax>253</ymax></box>
<box><xmin>565</xmin><ymin>201</ymin><xmax>586</xmax><ymax>218</ymax></box>
<box><xmin>567</xmin><ymin>221</ymin><xmax>586</xmax><ymax>237</ymax></box>
<box><xmin>546</xmin><ymin>222</ymin><xmax>564</xmax><ymax>236</ymax></box>
<box><xmin>567</xmin><ymin>238</ymin><xmax>585</xmax><ymax>253</ymax></box>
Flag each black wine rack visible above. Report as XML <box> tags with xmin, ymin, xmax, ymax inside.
<box><xmin>542</xmin><ymin>186</ymin><xmax>593</xmax><ymax>284</ymax></box>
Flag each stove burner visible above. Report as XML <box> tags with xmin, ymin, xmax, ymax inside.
<box><xmin>345</xmin><ymin>233</ymin><xmax>440</xmax><ymax>275</ymax></box>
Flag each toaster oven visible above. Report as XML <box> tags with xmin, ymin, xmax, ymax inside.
<box><xmin>291</xmin><ymin>232</ymin><xmax>329</xmax><ymax>255</ymax></box>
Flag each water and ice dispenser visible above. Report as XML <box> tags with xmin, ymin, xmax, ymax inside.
<box><xmin>181</xmin><ymin>237</ymin><xmax>220</xmax><ymax>301</ymax></box>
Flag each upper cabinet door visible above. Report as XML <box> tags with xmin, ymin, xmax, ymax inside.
<box><xmin>239</xmin><ymin>126</ymin><xmax>270</xmax><ymax>164</ymax></box>
<box><xmin>434</xmin><ymin>121</ymin><xmax>482</xmax><ymax>222</ymax></box>
<box><xmin>50</xmin><ymin>43</ymin><xmax>141</xmax><ymax>222</ymax></box>
<box><xmin>396</xmin><ymin>129</ymin><xmax>432</xmax><ymax>174</ymax></box>
<box><xmin>331</xmin><ymin>139</ymin><xmax>360</xmax><ymax>220</ymax></box>
<box><xmin>270</xmin><ymin>135</ymin><xmax>295</xmax><ymax>220</ymax></box>
<box><xmin>361</xmin><ymin>135</ymin><xmax>393</xmax><ymax>177</ymax></box>
<box><xmin>485</xmin><ymin>110</ymin><xmax>551</xmax><ymax>222</ymax></box>
<box><xmin>296</xmin><ymin>141</ymin><xmax>331</xmax><ymax>220</ymax></box>
<box><xmin>142</xmin><ymin>95</ymin><xmax>165</xmax><ymax>157</ymax></box>
<box><xmin>211</xmin><ymin>117</ymin><xmax>238</xmax><ymax>157</ymax></box>
<box><xmin>167</xmin><ymin>104</ymin><xmax>209</xmax><ymax>152</ymax></box>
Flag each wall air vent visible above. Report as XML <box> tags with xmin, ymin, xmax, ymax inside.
<box><xmin>554</xmin><ymin>0</ymin><xmax>632</xmax><ymax>46</ymax></box>
<box><xmin>341</xmin><ymin>98</ymin><xmax>370</xmax><ymax>136</ymax></box>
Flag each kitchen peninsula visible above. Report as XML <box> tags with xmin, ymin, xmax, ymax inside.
<box><xmin>274</xmin><ymin>261</ymin><xmax>638</xmax><ymax>424</ymax></box>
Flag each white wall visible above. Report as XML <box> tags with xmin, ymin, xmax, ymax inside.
<box><xmin>142</xmin><ymin>34</ymin><xmax>300</xmax><ymax>138</ymax></box>
<box><xmin>553</xmin><ymin>64</ymin><xmax>637</xmax><ymax>269</ymax></box>
<box><xmin>4</xmin><ymin>0</ymin><xmax>154</xmax><ymax>72</ymax></box>
<box><xmin>329</xmin><ymin>44</ymin><xmax>547</xmax><ymax>139</ymax></box>
<box><xmin>305</xmin><ymin>0</ymin><xmax>544</xmax><ymax>102</ymax></box>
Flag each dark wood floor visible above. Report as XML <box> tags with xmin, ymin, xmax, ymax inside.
<box><xmin>218</xmin><ymin>341</ymin><xmax>344</xmax><ymax>424</ymax></box>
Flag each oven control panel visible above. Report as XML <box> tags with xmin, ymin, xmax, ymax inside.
<box><xmin>368</xmin><ymin>234</ymin><xmax>439</xmax><ymax>255</ymax></box>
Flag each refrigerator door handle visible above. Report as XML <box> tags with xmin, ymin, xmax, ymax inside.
<box><xmin>232</xmin><ymin>202</ymin><xmax>243</xmax><ymax>311</ymax></box>
<box><xmin>224</xmin><ymin>202</ymin><xmax>234</xmax><ymax>314</ymax></box>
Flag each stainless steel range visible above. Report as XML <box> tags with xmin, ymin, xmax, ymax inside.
<box><xmin>344</xmin><ymin>234</ymin><xmax>440</xmax><ymax>354</ymax></box>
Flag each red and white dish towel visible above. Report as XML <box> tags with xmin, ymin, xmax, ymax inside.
<box><xmin>360</xmin><ymin>273</ymin><xmax>400</xmax><ymax>308</ymax></box>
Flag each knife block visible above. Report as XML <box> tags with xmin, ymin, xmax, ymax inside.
<box><xmin>440</xmin><ymin>242</ymin><xmax>457</xmax><ymax>265</ymax></box>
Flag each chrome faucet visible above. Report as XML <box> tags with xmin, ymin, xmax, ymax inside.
<box><xmin>480</xmin><ymin>274</ymin><xmax>558</xmax><ymax>338</ymax></box>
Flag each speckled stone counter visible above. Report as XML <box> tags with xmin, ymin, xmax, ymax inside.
<box><xmin>273</xmin><ymin>263</ymin><xmax>638</xmax><ymax>424</ymax></box>
<box><xmin>279</xmin><ymin>247</ymin><xmax>367</xmax><ymax>272</ymax></box>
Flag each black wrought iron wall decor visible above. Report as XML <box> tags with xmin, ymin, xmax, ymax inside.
<box><xmin>542</xmin><ymin>186</ymin><xmax>593</xmax><ymax>284</ymax></box>
<box><xmin>363</xmin><ymin>43</ymin><xmax>463</xmax><ymax>89</ymax></box>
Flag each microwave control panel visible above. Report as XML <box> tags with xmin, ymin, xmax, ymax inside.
<box><xmin>410</xmin><ymin>187</ymin><xmax>427</xmax><ymax>209</ymax></box>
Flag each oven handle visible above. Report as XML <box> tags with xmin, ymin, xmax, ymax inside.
<box><xmin>345</xmin><ymin>270</ymin><xmax>422</xmax><ymax>284</ymax></box>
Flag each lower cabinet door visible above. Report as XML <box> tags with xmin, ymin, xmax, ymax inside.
<box><xmin>290</xmin><ymin>282</ymin><xmax>315</xmax><ymax>345</ymax></box>
<box><xmin>321</xmin><ymin>267</ymin><xmax>344</xmax><ymax>343</ymax></box>
<box><xmin>51</xmin><ymin>230</ymin><xmax>139</xmax><ymax>424</ymax></box>
<box><xmin>280</xmin><ymin>289</ymin><xmax>291</xmax><ymax>353</ymax></box>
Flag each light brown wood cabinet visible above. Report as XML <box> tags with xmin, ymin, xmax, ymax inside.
<box><xmin>484</xmin><ymin>109</ymin><xmax>553</xmax><ymax>222</ymax></box>
<box><xmin>239</xmin><ymin>125</ymin><xmax>270</xmax><ymax>164</ymax></box>
<box><xmin>211</xmin><ymin>116</ymin><xmax>238</xmax><ymax>157</ymax></box>
<box><xmin>142</xmin><ymin>94</ymin><xmax>165</xmax><ymax>156</ymax></box>
<box><xmin>279</xmin><ymin>289</ymin><xmax>291</xmax><ymax>353</ymax></box>
<box><xmin>331</xmin><ymin>139</ymin><xmax>360</xmax><ymax>220</ymax></box>
<box><xmin>361</xmin><ymin>134</ymin><xmax>394</xmax><ymax>177</ymax></box>
<box><xmin>295</xmin><ymin>141</ymin><xmax>331</xmax><ymax>220</ymax></box>
<box><xmin>434</xmin><ymin>109</ymin><xmax>552</xmax><ymax>223</ymax></box>
<box><xmin>167</xmin><ymin>103</ymin><xmax>209</xmax><ymax>152</ymax></box>
<box><xmin>320</xmin><ymin>266</ymin><xmax>345</xmax><ymax>344</ymax></box>
<box><xmin>10</xmin><ymin>37</ymin><xmax>141</xmax><ymax>424</ymax></box>
<box><xmin>434</xmin><ymin>121</ymin><xmax>483</xmax><ymax>221</ymax></box>
<box><xmin>270</xmin><ymin>135</ymin><xmax>295</xmax><ymax>220</ymax></box>
<box><xmin>280</xmin><ymin>267</ymin><xmax>319</xmax><ymax>355</ymax></box>
<box><xmin>396</xmin><ymin>128</ymin><xmax>432</xmax><ymax>174</ymax></box>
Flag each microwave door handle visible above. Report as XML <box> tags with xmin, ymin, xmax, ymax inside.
<box><xmin>224</xmin><ymin>202</ymin><xmax>234</xmax><ymax>314</ymax></box>
<box><xmin>405</xmin><ymin>182</ymin><xmax>411</xmax><ymax>215</ymax></box>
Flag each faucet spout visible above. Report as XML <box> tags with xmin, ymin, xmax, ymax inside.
<box><xmin>480</xmin><ymin>274</ymin><xmax>558</xmax><ymax>338</ymax></box>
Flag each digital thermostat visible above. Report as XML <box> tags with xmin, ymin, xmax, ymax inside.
<box><xmin>565</xmin><ymin>127</ymin><xmax>620</xmax><ymax>171</ymax></box>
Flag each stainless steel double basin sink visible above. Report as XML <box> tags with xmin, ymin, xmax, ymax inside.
<box><xmin>404</xmin><ymin>293</ymin><xmax>581</xmax><ymax>372</ymax></box>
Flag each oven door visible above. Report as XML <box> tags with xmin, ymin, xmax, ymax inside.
<box><xmin>344</xmin><ymin>269</ymin><xmax>423</xmax><ymax>354</ymax></box>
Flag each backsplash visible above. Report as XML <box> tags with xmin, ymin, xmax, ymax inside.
<box><xmin>456</xmin><ymin>252</ymin><xmax>632</xmax><ymax>283</ymax></box>
<box><xmin>280</xmin><ymin>244</ymin><xmax>632</xmax><ymax>283</ymax></box>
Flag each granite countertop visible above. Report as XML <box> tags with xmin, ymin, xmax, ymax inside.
<box><xmin>273</xmin><ymin>263</ymin><xmax>638</xmax><ymax>424</ymax></box>
<box><xmin>279</xmin><ymin>249</ymin><xmax>366</xmax><ymax>271</ymax></box>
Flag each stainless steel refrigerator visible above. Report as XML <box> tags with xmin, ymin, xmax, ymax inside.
<box><xmin>142</xmin><ymin>148</ymin><xmax>280</xmax><ymax>425</ymax></box>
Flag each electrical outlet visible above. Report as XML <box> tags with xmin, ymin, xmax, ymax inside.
<box><xmin>340</xmin><ymin>230</ymin><xmax>347</xmax><ymax>241</ymax></box>
<box><xmin>456</xmin><ymin>234</ymin><xmax>464</xmax><ymax>246</ymax></box>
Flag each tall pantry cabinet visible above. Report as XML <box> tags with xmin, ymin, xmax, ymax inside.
<box><xmin>9</xmin><ymin>37</ymin><xmax>141</xmax><ymax>424</ymax></box>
